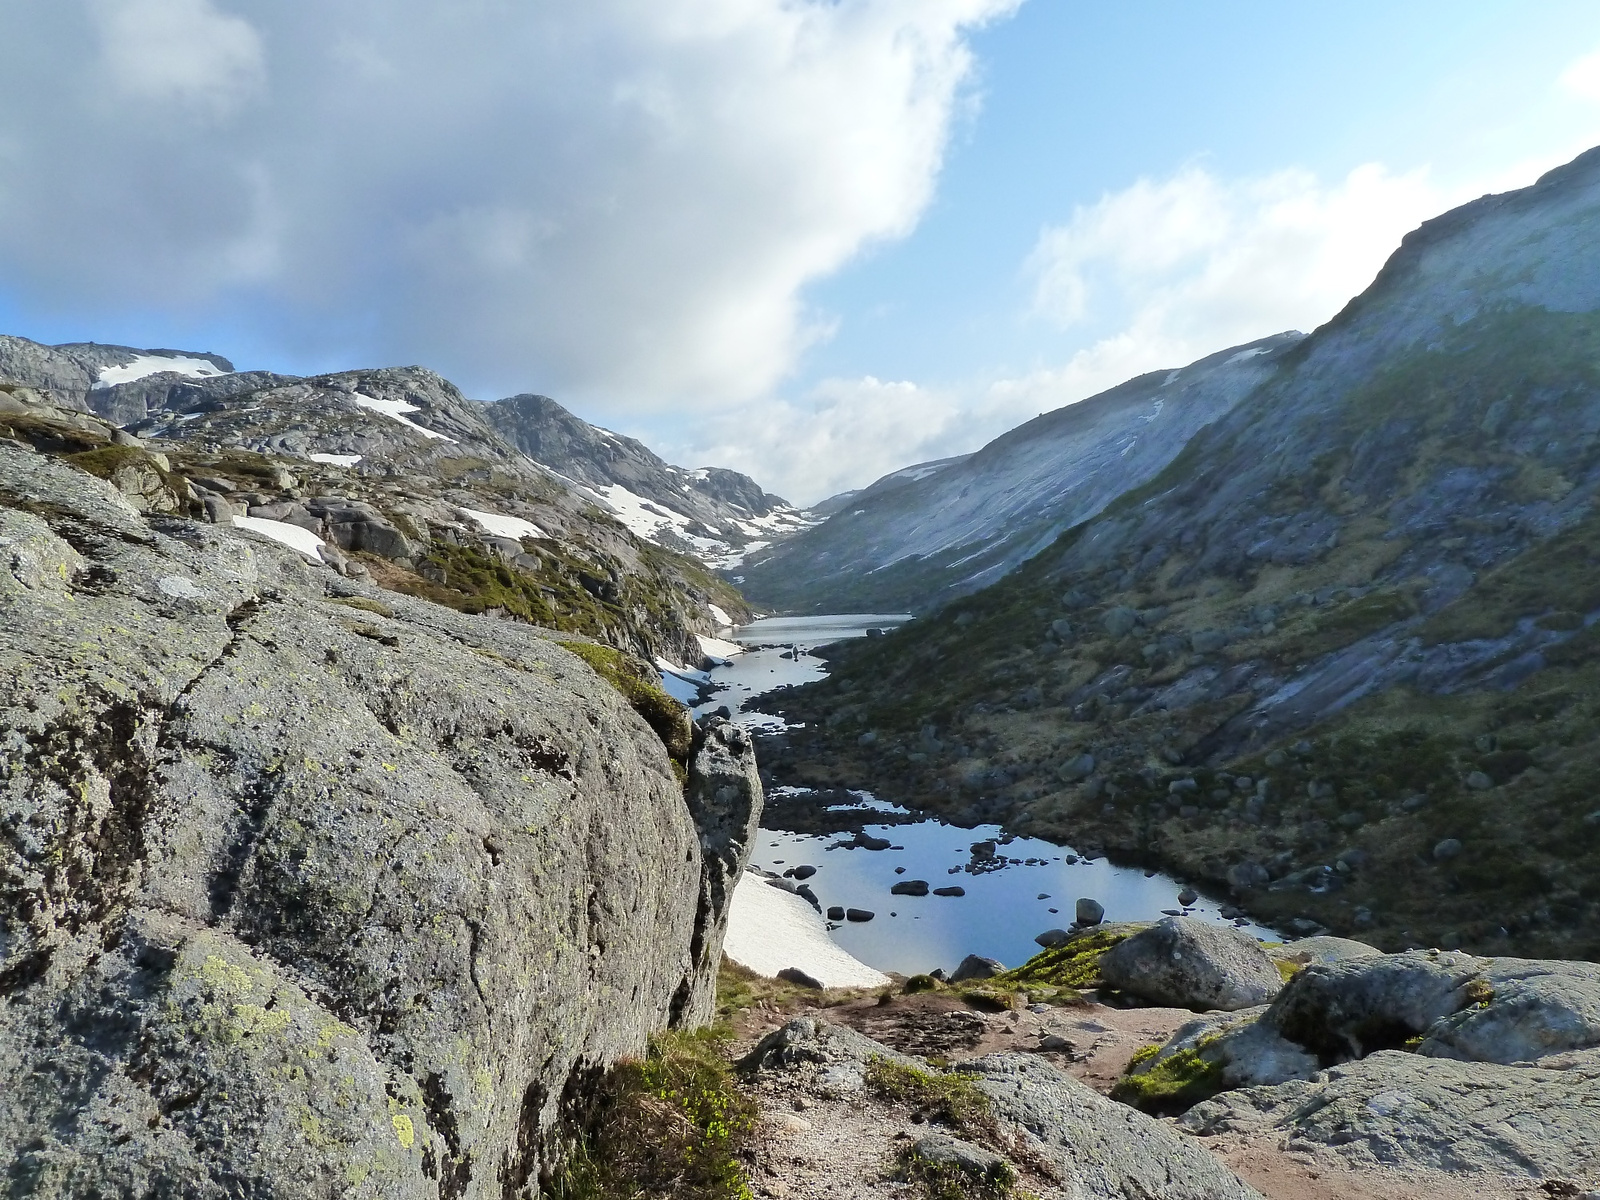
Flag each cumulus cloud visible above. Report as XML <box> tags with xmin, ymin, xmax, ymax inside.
<box><xmin>683</xmin><ymin>161</ymin><xmax>1466</xmax><ymax>503</ymax></box>
<box><xmin>0</xmin><ymin>0</ymin><xmax>1016</xmax><ymax>405</ymax></box>
<box><xmin>1029</xmin><ymin>162</ymin><xmax>1444</xmax><ymax>362</ymax></box>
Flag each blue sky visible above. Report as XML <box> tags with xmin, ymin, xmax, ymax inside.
<box><xmin>4</xmin><ymin>1</ymin><xmax>1600</xmax><ymax>502</ymax></box>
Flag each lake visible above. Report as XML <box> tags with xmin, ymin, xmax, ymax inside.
<box><xmin>699</xmin><ymin>614</ymin><xmax>1278</xmax><ymax>977</ymax></box>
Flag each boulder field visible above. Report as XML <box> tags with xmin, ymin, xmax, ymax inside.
<box><xmin>0</xmin><ymin>439</ymin><xmax>761</xmax><ymax>1197</ymax></box>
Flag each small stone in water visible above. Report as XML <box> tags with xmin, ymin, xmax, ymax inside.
<box><xmin>1048</xmin><ymin>908</ymin><xmax>1058</xmax><ymax>914</ymax></box>
<box><xmin>1037</xmin><ymin>893</ymin><xmax>1050</xmax><ymax>900</ymax></box>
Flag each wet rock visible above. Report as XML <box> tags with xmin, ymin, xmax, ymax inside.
<box><xmin>784</xmin><ymin>864</ymin><xmax>817</xmax><ymax>880</ymax></box>
<box><xmin>891</xmin><ymin>880</ymin><xmax>930</xmax><ymax>897</ymax></box>
<box><xmin>969</xmin><ymin>840</ymin><xmax>997</xmax><ymax>860</ymax></box>
<box><xmin>827</xmin><ymin>906</ymin><xmax>846</xmax><ymax>921</ymax></box>
<box><xmin>949</xmin><ymin>955</ymin><xmax>1006</xmax><ymax>983</ymax></box>
<box><xmin>1075</xmin><ymin>898</ymin><xmax>1106</xmax><ymax>925</ymax></box>
<box><xmin>1100</xmin><ymin>917</ymin><xmax>1285</xmax><ymax>1011</ymax></box>
<box><xmin>933</xmin><ymin>886</ymin><xmax>966</xmax><ymax>897</ymax></box>
<box><xmin>845</xmin><ymin>909</ymin><xmax>875</xmax><ymax>923</ymax></box>
<box><xmin>1178</xmin><ymin>888</ymin><xmax>1200</xmax><ymax>907</ymax></box>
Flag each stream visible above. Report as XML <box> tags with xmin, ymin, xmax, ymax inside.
<box><xmin>684</xmin><ymin>614</ymin><xmax>1277</xmax><ymax>978</ymax></box>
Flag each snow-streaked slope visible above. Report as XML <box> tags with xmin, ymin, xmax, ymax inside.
<box><xmin>485</xmin><ymin>392</ymin><xmax>816</xmax><ymax>564</ymax></box>
<box><xmin>737</xmin><ymin>332</ymin><xmax>1304</xmax><ymax>614</ymax></box>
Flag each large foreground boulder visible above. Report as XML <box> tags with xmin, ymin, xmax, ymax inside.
<box><xmin>1099</xmin><ymin>916</ymin><xmax>1284</xmax><ymax>1011</ymax></box>
<box><xmin>0</xmin><ymin>441</ymin><xmax>756</xmax><ymax>1197</ymax></box>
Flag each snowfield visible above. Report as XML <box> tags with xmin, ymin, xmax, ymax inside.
<box><xmin>459</xmin><ymin>507</ymin><xmax>544</xmax><ymax>540</ymax></box>
<box><xmin>94</xmin><ymin>354</ymin><xmax>228</xmax><ymax>389</ymax></box>
<box><xmin>232</xmin><ymin>516</ymin><xmax>325</xmax><ymax>561</ymax></box>
<box><xmin>723</xmin><ymin>872</ymin><xmax>889</xmax><ymax>988</ymax></box>
<box><xmin>308</xmin><ymin>453</ymin><xmax>362</xmax><ymax>467</ymax></box>
<box><xmin>351</xmin><ymin>393</ymin><xmax>458</xmax><ymax>442</ymax></box>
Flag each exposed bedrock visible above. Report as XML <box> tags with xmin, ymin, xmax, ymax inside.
<box><xmin>0</xmin><ymin>440</ymin><xmax>758</xmax><ymax>1198</ymax></box>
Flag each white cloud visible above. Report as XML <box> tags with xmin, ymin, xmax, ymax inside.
<box><xmin>673</xmin><ymin>161</ymin><xmax>1479</xmax><ymax>503</ymax></box>
<box><xmin>1560</xmin><ymin>46</ymin><xmax>1600</xmax><ymax>104</ymax></box>
<box><xmin>88</xmin><ymin>0</ymin><xmax>265</xmax><ymax>116</ymax></box>
<box><xmin>1029</xmin><ymin>162</ymin><xmax>1444</xmax><ymax>360</ymax></box>
<box><xmin>0</xmin><ymin>0</ymin><xmax>1017</xmax><ymax>406</ymax></box>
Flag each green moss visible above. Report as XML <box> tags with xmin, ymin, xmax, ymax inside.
<box><xmin>545</xmin><ymin>1030</ymin><xmax>755</xmax><ymax>1200</ymax></box>
<box><xmin>559</xmin><ymin>640</ymin><xmax>692</xmax><ymax>765</ymax></box>
<box><xmin>1125</xmin><ymin>1044</ymin><xmax>1161</xmax><ymax>1071</ymax></box>
<box><xmin>903</xmin><ymin>974</ymin><xmax>942</xmax><ymax>994</ymax></box>
<box><xmin>1275</xmin><ymin>959</ymin><xmax>1303</xmax><ymax>984</ymax></box>
<box><xmin>1110</xmin><ymin>1041</ymin><xmax>1226</xmax><ymax>1115</ymax></box>
<box><xmin>992</xmin><ymin>929</ymin><xmax>1129</xmax><ymax>992</ymax></box>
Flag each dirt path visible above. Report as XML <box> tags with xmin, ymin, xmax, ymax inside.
<box><xmin>733</xmin><ymin>990</ymin><xmax>1553</xmax><ymax>1200</ymax></box>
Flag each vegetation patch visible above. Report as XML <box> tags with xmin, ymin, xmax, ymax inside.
<box><xmin>1110</xmin><ymin>1041</ymin><xmax>1226</xmax><ymax>1115</ymax></box>
<box><xmin>545</xmin><ymin>1030</ymin><xmax>756</xmax><ymax>1200</ymax></box>
<box><xmin>560</xmin><ymin>640</ymin><xmax>693</xmax><ymax>766</ymax></box>
<box><xmin>897</xmin><ymin>1144</ymin><xmax>1022</xmax><ymax>1200</ymax></box>
<box><xmin>864</xmin><ymin>1058</ymin><xmax>996</xmax><ymax>1141</ymax></box>
<box><xmin>992</xmin><ymin>929</ymin><xmax>1129</xmax><ymax>992</ymax></box>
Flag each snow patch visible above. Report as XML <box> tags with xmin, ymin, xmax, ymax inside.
<box><xmin>1227</xmin><ymin>346</ymin><xmax>1272</xmax><ymax>365</ymax></box>
<box><xmin>94</xmin><ymin>354</ymin><xmax>227</xmax><ymax>389</ymax></box>
<box><xmin>697</xmin><ymin>634</ymin><xmax>743</xmax><ymax>661</ymax></box>
<box><xmin>350</xmin><ymin>393</ymin><xmax>457</xmax><ymax>443</ymax></box>
<box><xmin>308</xmin><ymin>453</ymin><xmax>362</xmax><ymax>467</ymax></box>
<box><xmin>723</xmin><ymin>872</ymin><xmax>889</xmax><ymax>988</ymax></box>
<box><xmin>459</xmin><ymin>507</ymin><xmax>544</xmax><ymax>540</ymax></box>
<box><xmin>708</xmin><ymin>603</ymin><xmax>735</xmax><ymax>628</ymax></box>
<box><xmin>232</xmin><ymin>516</ymin><xmax>325</xmax><ymax>561</ymax></box>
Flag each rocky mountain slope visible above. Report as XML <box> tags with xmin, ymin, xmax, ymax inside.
<box><xmin>0</xmin><ymin>433</ymin><xmax>763</xmax><ymax>1195</ymax></box>
<box><xmin>0</xmin><ymin>339</ymin><xmax>755</xmax><ymax>667</ymax></box>
<box><xmin>485</xmin><ymin>393</ymin><xmax>813</xmax><ymax>569</ymax></box>
<box><xmin>736</xmin><ymin>332</ymin><xmax>1303</xmax><ymax>614</ymax></box>
<box><xmin>766</xmin><ymin>144</ymin><xmax>1600</xmax><ymax>964</ymax></box>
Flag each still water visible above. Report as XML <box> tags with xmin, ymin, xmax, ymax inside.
<box><xmin>698</xmin><ymin>615</ymin><xmax>1278</xmax><ymax>977</ymax></box>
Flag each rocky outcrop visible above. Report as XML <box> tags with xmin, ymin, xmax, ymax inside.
<box><xmin>1098</xmin><ymin>916</ymin><xmax>1284</xmax><ymax>1011</ymax></box>
<box><xmin>0</xmin><ymin>442</ymin><xmax>756</xmax><ymax>1197</ymax></box>
<box><xmin>963</xmin><ymin>1053</ymin><xmax>1264</xmax><ymax>1200</ymax></box>
<box><xmin>484</xmin><ymin>394</ymin><xmax>809</xmax><ymax>564</ymax></box>
<box><xmin>744</xmin><ymin>1017</ymin><xmax>1264</xmax><ymax>1199</ymax></box>
<box><xmin>1182</xmin><ymin>1047</ymin><xmax>1600</xmax><ymax>1188</ymax></box>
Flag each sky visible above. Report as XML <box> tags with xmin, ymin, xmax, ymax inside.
<box><xmin>4</xmin><ymin>2</ymin><xmax>1600</xmax><ymax>504</ymax></box>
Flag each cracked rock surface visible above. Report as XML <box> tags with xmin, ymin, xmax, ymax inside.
<box><xmin>0</xmin><ymin>440</ymin><xmax>755</xmax><ymax>1198</ymax></box>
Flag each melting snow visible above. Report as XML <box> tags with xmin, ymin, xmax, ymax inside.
<box><xmin>232</xmin><ymin>516</ymin><xmax>325</xmax><ymax>561</ymax></box>
<box><xmin>1227</xmin><ymin>346</ymin><xmax>1272</xmax><ymax>365</ymax></box>
<box><xmin>459</xmin><ymin>507</ymin><xmax>544</xmax><ymax>540</ymax></box>
<box><xmin>723</xmin><ymin>872</ymin><xmax>889</xmax><ymax>988</ymax></box>
<box><xmin>709</xmin><ymin>603</ymin><xmax>734</xmax><ymax>628</ymax></box>
<box><xmin>94</xmin><ymin>354</ymin><xmax>228</xmax><ymax>390</ymax></box>
<box><xmin>309</xmin><ymin>453</ymin><xmax>362</xmax><ymax>467</ymax></box>
<box><xmin>350</xmin><ymin>393</ymin><xmax>457</xmax><ymax>442</ymax></box>
<box><xmin>697</xmin><ymin>634</ymin><xmax>743</xmax><ymax>661</ymax></box>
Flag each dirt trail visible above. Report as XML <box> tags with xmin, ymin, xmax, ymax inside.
<box><xmin>733</xmin><ymin>991</ymin><xmax>1551</xmax><ymax>1200</ymax></box>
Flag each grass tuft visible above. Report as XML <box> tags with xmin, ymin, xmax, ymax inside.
<box><xmin>544</xmin><ymin>1030</ymin><xmax>756</xmax><ymax>1200</ymax></box>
